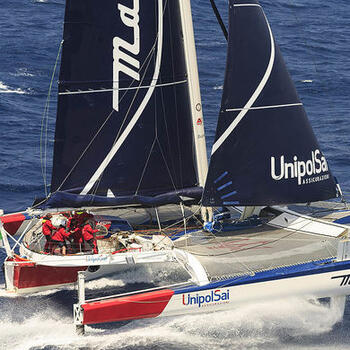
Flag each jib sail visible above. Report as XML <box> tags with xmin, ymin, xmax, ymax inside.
<box><xmin>203</xmin><ymin>0</ymin><xmax>338</xmax><ymax>206</ymax></box>
<box><xmin>46</xmin><ymin>0</ymin><xmax>203</xmax><ymax>208</ymax></box>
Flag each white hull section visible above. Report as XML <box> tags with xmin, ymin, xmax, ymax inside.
<box><xmin>20</xmin><ymin>245</ymin><xmax>175</xmax><ymax>267</ymax></box>
<box><xmin>161</xmin><ymin>269</ymin><xmax>350</xmax><ymax>318</ymax></box>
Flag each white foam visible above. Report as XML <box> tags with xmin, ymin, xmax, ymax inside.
<box><xmin>0</xmin><ymin>295</ymin><xmax>346</xmax><ymax>349</ymax></box>
<box><xmin>0</xmin><ymin>81</ymin><xmax>27</xmax><ymax>94</ymax></box>
<box><xmin>302</xmin><ymin>79</ymin><xmax>313</xmax><ymax>83</ymax></box>
<box><xmin>10</xmin><ymin>68</ymin><xmax>35</xmax><ymax>77</ymax></box>
<box><xmin>214</xmin><ymin>85</ymin><xmax>223</xmax><ymax>90</ymax></box>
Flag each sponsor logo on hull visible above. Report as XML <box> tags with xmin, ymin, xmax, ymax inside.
<box><xmin>182</xmin><ymin>289</ymin><xmax>230</xmax><ymax>308</ymax></box>
<box><xmin>271</xmin><ymin>149</ymin><xmax>329</xmax><ymax>185</ymax></box>
<box><xmin>332</xmin><ymin>274</ymin><xmax>350</xmax><ymax>287</ymax></box>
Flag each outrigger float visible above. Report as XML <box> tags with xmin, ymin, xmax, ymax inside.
<box><xmin>2</xmin><ymin>0</ymin><xmax>350</xmax><ymax>335</ymax></box>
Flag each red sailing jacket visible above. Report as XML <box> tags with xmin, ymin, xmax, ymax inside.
<box><xmin>42</xmin><ymin>220</ymin><xmax>56</xmax><ymax>236</ymax></box>
<box><xmin>82</xmin><ymin>224</ymin><xmax>99</xmax><ymax>241</ymax></box>
<box><xmin>51</xmin><ymin>227</ymin><xmax>71</xmax><ymax>242</ymax></box>
<box><xmin>71</xmin><ymin>227</ymin><xmax>83</xmax><ymax>244</ymax></box>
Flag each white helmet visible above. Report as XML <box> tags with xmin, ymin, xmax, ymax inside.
<box><xmin>52</xmin><ymin>215</ymin><xmax>67</xmax><ymax>227</ymax></box>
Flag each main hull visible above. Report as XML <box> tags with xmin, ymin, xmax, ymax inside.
<box><xmin>75</xmin><ymin>258</ymin><xmax>350</xmax><ymax>326</ymax></box>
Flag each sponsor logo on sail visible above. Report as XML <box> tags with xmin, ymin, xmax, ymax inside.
<box><xmin>270</xmin><ymin>149</ymin><xmax>330</xmax><ymax>185</ymax></box>
<box><xmin>182</xmin><ymin>289</ymin><xmax>230</xmax><ymax>308</ymax></box>
<box><xmin>113</xmin><ymin>0</ymin><xmax>140</xmax><ymax>111</ymax></box>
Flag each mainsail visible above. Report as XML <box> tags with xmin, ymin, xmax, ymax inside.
<box><xmin>46</xmin><ymin>0</ymin><xmax>203</xmax><ymax>208</ymax></box>
<box><xmin>203</xmin><ymin>0</ymin><xmax>338</xmax><ymax>206</ymax></box>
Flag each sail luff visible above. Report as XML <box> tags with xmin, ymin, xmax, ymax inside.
<box><xmin>178</xmin><ymin>0</ymin><xmax>211</xmax><ymax>220</ymax></box>
<box><xmin>178</xmin><ymin>0</ymin><xmax>208</xmax><ymax>189</ymax></box>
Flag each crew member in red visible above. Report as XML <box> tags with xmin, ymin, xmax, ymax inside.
<box><xmin>82</xmin><ymin>219</ymin><xmax>99</xmax><ymax>254</ymax></box>
<box><xmin>75</xmin><ymin>210</ymin><xmax>94</xmax><ymax>227</ymax></box>
<box><xmin>51</xmin><ymin>218</ymin><xmax>71</xmax><ymax>255</ymax></box>
<box><xmin>42</xmin><ymin>213</ymin><xmax>56</xmax><ymax>253</ymax></box>
<box><xmin>69</xmin><ymin>217</ymin><xmax>83</xmax><ymax>253</ymax></box>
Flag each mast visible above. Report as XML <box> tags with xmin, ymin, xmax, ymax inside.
<box><xmin>178</xmin><ymin>0</ymin><xmax>211</xmax><ymax>221</ymax></box>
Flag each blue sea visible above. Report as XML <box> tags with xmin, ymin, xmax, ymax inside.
<box><xmin>0</xmin><ymin>0</ymin><xmax>350</xmax><ymax>348</ymax></box>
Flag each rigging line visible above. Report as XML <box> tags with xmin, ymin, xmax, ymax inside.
<box><xmin>80</xmin><ymin>0</ymin><xmax>164</xmax><ymax>196</ymax></box>
<box><xmin>211</xmin><ymin>4</ymin><xmax>275</xmax><ymax>155</ymax></box>
<box><xmin>126</xmin><ymin>53</ymin><xmax>160</xmax><ymax>195</ymax></box>
<box><xmin>151</xmin><ymin>205</ymin><xmax>203</xmax><ymax>250</ymax></box>
<box><xmin>135</xmin><ymin>139</ymin><xmax>157</xmax><ymax>195</ymax></box>
<box><xmin>89</xmin><ymin>0</ymin><xmax>169</xmax><ymax>196</ymax></box>
<box><xmin>56</xmin><ymin>110</ymin><xmax>114</xmax><ymax>192</ymax></box>
<box><xmin>158</xmin><ymin>0</ymin><xmax>180</xmax><ymax>185</ymax></box>
<box><xmin>111</xmin><ymin>44</ymin><xmax>157</xmax><ymax>146</ymax></box>
<box><xmin>56</xmin><ymin>35</ymin><xmax>158</xmax><ymax>193</ymax></box>
<box><xmin>90</xmin><ymin>48</ymin><xmax>157</xmax><ymax>196</ymax></box>
<box><xmin>58</xmin><ymin>80</ymin><xmax>187</xmax><ymax>95</ymax></box>
<box><xmin>85</xmin><ymin>23</ymin><xmax>159</xmax><ymax>195</ymax></box>
<box><xmin>40</xmin><ymin>40</ymin><xmax>63</xmax><ymax>197</ymax></box>
<box><xmin>209</xmin><ymin>0</ymin><xmax>228</xmax><ymax>41</ymax></box>
<box><xmin>156</xmin><ymin>138</ymin><xmax>179</xmax><ymax>192</ymax></box>
<box><xmin>55</xmin><ymin>8</ymin><xmax>158</xmax><ymax>194</ymax></box>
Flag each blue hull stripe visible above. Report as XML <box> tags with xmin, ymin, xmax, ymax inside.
<box><xmin>334</xmin><ymin>215</ymin><xmax>350</xmax><ymax>224</ymax></box>
<box><xmin>173</xmin><ymin>258</ymin><xmax>350</xmax><ymax>294</ymax></box>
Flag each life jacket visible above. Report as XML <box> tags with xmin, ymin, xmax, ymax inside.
<box><xmin>51</xmin><ymin>227</ymin><xmax>70</xmax><ymax>242</ymax></box>
<box><xmin>71</xmin><ymin>227</ymin><xmax>83</xmax><ymax>244</ymax></box>
<box><xmin>82</xmin><ymin>224</ymin><xmax>99</xmax><ymax>241</ymax></box>
<box><xmin>42</xmin><ymin>219</ymin><xmax>56</xmax><ymax>236</ymax></box>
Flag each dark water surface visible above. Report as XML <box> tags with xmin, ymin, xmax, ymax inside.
<box><xmin>0</xmin><ymin>0</ymin><xmax>349</xmax><ymax>349</ymax></box>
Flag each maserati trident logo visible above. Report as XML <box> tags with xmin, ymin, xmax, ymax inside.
<box><xmin>270</xmin><ymin>149</ymin><xmax>329</xmax><ymax>185</ymax></box>
<box><xmin>113</xmin><ymin>0</ymin><xmax>140</xmax><ymax>111</ymax></box>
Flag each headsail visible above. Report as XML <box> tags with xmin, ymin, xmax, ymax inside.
<box><xmin>47</xmin><ymin>0</ymin><xmax>202</xmax><ymax>208</ymax></box>
<box><xmin>203</xmin><ymin>0</ymin><xmax>338</xmax><ymax>206</ymax></box>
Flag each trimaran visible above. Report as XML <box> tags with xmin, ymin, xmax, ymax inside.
<box><xmin>1</xmin><ymin>0</ymin><xmax>350</xmax><ymax>335</ymax></box>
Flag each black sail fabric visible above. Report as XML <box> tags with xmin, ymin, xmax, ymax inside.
<box><xmin>47</xmin><ymin>0</ymin><xmax>200</xmax><ymax>207</ymax></box>
<box><xmin>203</xmin><ymin>0</ymin><xmax>338</xmax><ymax>206</ymax></box>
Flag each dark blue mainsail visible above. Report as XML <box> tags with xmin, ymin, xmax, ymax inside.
<box><xmin>202</xmin><ymin>0</ymin><xmax>338</xmax><ymax>206</ymax></box>
<box><xmin>46</xmin><ymin>0</ymin><xmax>201</xmax><ymax>208</ymax></box>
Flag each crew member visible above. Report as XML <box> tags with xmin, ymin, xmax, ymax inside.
<box><xmin>51</xmin><ymin>218</ymin><xmax>71</xmax><ymax>255</ymax></box>
<box><xmin>82</xmin><ymin>219</ymin><xmax>99</xmax><ymax>254</ymax></box>
<box><xmin>75</xmin><ymin>210</ymin><xmax>94</xmax><ymax>227</ymax></box>
<box><xmin>69</xmin><ymin>217</ymin><xmax>83</xmax><ymax>253</ymax></box>
<box><xmin>42</xmin><ymin>213</ymin><xmax>56</xmax><ymax>253</ymax></box>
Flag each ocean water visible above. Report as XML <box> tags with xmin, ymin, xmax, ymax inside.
<box><xmin>0</xmin><ymin>0</ymin><xmax>350</xmax><ymax>349</ymax></box>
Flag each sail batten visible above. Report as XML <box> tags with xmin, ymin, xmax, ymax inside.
<box><xmin>58</xmin><ymin>80</ymin><xmax>188</xmax><ymax>95</ymax></box>
<box><xmin>203</xmin><ymin>0</ymin><xmax>338</xmax><ymax>207</ymax></box>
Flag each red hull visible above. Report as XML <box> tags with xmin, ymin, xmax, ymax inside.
<box><xmin>5</xmin><ymin>257</ymin><xmax>86</xmax><ymax>292</ymax></box>
<box><xmin>82</xmin><ymin>289</ymin><xmax>174</xmax><ymax>325</ymax></box>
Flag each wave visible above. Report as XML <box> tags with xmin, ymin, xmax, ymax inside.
<box><xmin>10</xmin><ymin>68</ymin><xmax>35</xmax><ymax>78</ymax></box>
<box><xmin>0</xmin><ymin>81</ymin><xmax>27</xmax><ymax>95</ymax></box>
<box><xmin>0</xmin><ymin>294</ymin><xmax>346</xmax><ymax>350</ymax></box>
